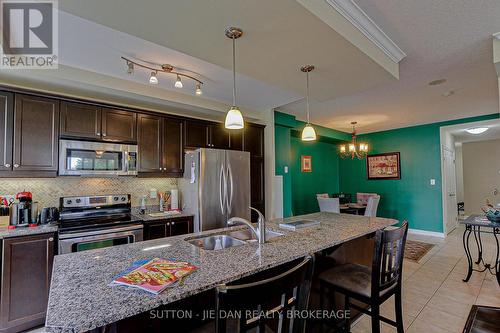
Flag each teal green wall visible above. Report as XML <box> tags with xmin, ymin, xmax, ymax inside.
<box><xmin>274</xmin><ymin>112</ymin><xmax>348</xmax><ymax>217</ymax></box>
<box><xmin>291</xmin><ymin>136</ymin><xmax>340</xmax><ymax>215</ymax></box>
<box><xmin>339</xmin><ymin>114</ymin><xmax>499</xmax><ymax>232</ymax></box>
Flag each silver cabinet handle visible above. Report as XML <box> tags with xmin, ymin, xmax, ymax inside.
<box><xmin>48</xmin><ymin>237</ymin><xmax>54</xmax><ymax>242</ymax></box>
<box><xmin>13</xmin><ymin>164</ymin><xmax>19</xmax><ymax>168</ymax></box>
<box><xmin>96</xmin><ymin>132</ymin><xmax>101</xmax><ymax>136</ymax></box>
<box><xmin>166</xmin><ymin>222</ymin><xmax>170</xmax><ymax>226</ymax></box>
<box><xmin>4</xmin><ymin>164</ymin><xmax>10</xmax><ymax>168</ymax></box>
<box><xmin>102</xmin><ymin>133</ymin><xmax>107</xmax><ymax>137</ymax></box>
<box><xmin>171</xmin><ymin>222</ymin><xmax>175</xmax><ymax>225</ymax></box>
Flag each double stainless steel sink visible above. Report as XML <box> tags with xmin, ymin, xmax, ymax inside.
<box><xmin>187</xmin><ymin>228</ymin><xmax>283</xmax><ymax>250</ymax></box>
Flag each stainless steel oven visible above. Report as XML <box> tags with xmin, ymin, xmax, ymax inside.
<box><xmin>59</xmin><ymin>139</ymin><xmax>138</xmax><ymax>176</ymax></box>
<box><xmin>58</xmin><ymin>224</ymin><xmax>143</xmax><ymax>254</ymax></box>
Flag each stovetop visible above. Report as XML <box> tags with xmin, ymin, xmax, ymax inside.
<box><xmin>58</xmin><ymin>213</ymin><xmax>141</xmax><ymax>233</ymax></box>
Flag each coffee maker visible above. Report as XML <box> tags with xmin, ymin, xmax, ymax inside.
<box><xmin>9</xmin><ymin>192</ymin><xmax>33</xmax><ymax>228</ymax></box>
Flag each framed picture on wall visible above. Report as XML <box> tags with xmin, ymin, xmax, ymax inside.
<box><xmin>367</xmin><ymin>152</ymin><xmax>401</xmax><ymax>180</ymax></box>
<box><xmin>301</xmin><ymin>155</ymin><xmax>312</xmax><ymax>173</ymax></box>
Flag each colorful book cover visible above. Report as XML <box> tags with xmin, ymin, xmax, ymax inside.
<box><xmin>112</xmin><ymin>258</ymin><xmax>198</xmax><ymax>294</ymax></box>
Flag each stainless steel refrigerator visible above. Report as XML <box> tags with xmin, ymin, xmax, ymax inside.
<box><xmin>179</xmin><ymin>148</ymin><xmax>250</xmax><ymax>232</ymax></box>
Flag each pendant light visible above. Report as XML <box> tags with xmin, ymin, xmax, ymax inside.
<box><xmin>224</xmin><ymin>27</ymin><xmax>244</xmax><ymax>129</ymax></box>
<box><xmin>301</xmin><ymin>65</ymin><xmax>317</xmax><ymax>141</ymax></box>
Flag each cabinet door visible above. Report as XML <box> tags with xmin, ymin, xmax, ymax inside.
<box><xmin>60</xmin><ymin>101</ymin><xmax>101</xmax><ymax>139</ymax></box>
<box><xmin>137</xmin><ymin>113</ymin><xmax>163</xmax><ymax>174</ymax></box>
<box><xmin>185</xmin><ymin>120</ymin><xmax>209</xmax><ymax>148</ymax></box>
<box><xmin>13</xmin><ymin>94</ymin><xmax>59</xmax><ymax>172</ymax></box>
<box><xmin>244</xmin><ymin>123</ymin><xmax>264</xmax><ymax>157</ymax></box>
<box><xmin>143</xmin><ymin>221</ymin><xmax>170</xmax><ymax>240</ymax></box>
<box><xmin>0</xmin><ymin>92</ymin><xmax>13</xmax><ymax>171</ymax></box>
<box><xmin>210</xmin><ymin>123</ymin><xmax>230</xmax><ymax>149</ymax></box>
<box><xmin>169</xmin><ymin>217</ymin><xmax>193</xmax><ymax>236</ymax></box>
<box><xmin>229</xmin><ymin>129</ymin><xmax>243</xmax><ymax>150</ymax></box>
<box><xmin>101</xmin><ymin>108</ymin><xmax>137</xmax><ymax>143</ymax></box>
<box><xmin>163</xmin><ymin>117</ymin><xmax>183</xmax><ymax>175</ymax></box>
<box><xmin>0</xmin><ymin>233</ymin><xmax>55</xmax><ymax>332</ymax></box>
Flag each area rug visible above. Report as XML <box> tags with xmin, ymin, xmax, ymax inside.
<box><xmin>404</xmin><ymin>240</ymin><xmax>435</xmax><ymax>262</ymax></box>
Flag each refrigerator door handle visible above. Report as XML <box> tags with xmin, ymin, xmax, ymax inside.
<box><xmin>219</xmin><ymin>164</ymin><xmax>226</xmax><ymax>215</ymax></box>
<box><xmin>227</xmin><ymin>164</ymin><xmax>234</xmax><ymax>214</ymax></box>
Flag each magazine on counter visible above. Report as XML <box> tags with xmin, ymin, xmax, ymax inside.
<box><xmin>111</xmin><ymin>258</ymin><xmax>198</xmax><ymax>294</ymax></box>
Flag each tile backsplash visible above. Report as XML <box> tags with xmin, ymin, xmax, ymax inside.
<box><xmin>0</xmin><ymin>177</ymin><xmax>177</xmax><ymax>208</ymax></box>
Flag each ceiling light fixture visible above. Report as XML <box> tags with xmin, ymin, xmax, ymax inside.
<box><xmin>428</xmin><ymin>78</ymin><xmax>447</xmax><ymax>86</ymax></box>
<box><xmin>126</xmin><ymin>61</ymin><xmax>134</xmax><ymax>75</ymax></box>
<box><xmin>174</xmin><ymin>74</ymin><xmax>183</xmax><ymax>88</ymax></box>
<box><xmin>224</xmin><ymin>27</ymin><xmax>244</xmax><ymax>130</ymax></box>
<box><xmin>466</xmin><ymin>127</ymin><xmax>488</xmax><ymax>134</ymax></box>
<box><xmin>121</xmin><ymin>56</ymin><xmax>203</xmax><ymax>95</ymax></box>
<box><xmin>300</xmin><ymin>65</ymin><xmax>317</xmax><ymax>141</ymax></box>
<box><xmin>149</xmin><ymin>71</ymin><xmax>158</xmax><ymax>85</ymax></box>
<box><xmin>339</xmin><ymin>122</ymin><xmax>369</xmax><ymax>159</ymax></box>
<box><xmin>195</xmin><ymin>83</ymin><xmax>203</xmax><ymax>95</ymax></box>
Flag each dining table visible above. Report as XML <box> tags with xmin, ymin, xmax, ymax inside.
<box><xmin>339</xmin><ymin>203</ymin><xmax>366</xmax><ymax>215</ymax></box>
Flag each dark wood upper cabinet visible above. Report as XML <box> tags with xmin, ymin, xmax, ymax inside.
<box><xmin>209</xmin><ymin>123</ymin><xmax>230</xmax><ymax>149</ymax></box>
<box><xmin>229</xmin><ymin>129</ymin><xmax>243</xmax><ymax>150</ymax></box>
<box><xmin>101</xmin><ymin>108</ymin><xmax>137</xmax><ymax>143</ymax></box>
<box><xmin>185</xmin><ymin>120</ymin><xmax>210</xmax><ymax>148</ymax></box>
<box><xmin>60</xmin><ymin>102</ymin><xmax>101</xmax><ymax>140</ymax></box>
<box><xmin>163</xmin><ymin>117</ymin><xmax>183</xmax><ymax>175</ymax></box>
<box><xmin>0</xmin><ymin>92</ymin><xmax>14</xmax><ymax>172</ymax></box>
<box><xmin>137</xmin><ymin>113</ymin><xmax>163</xmax><ymax>174</ymax></box>
<box><xmin>13</xmin><ymin>94</ymin><xmax>59</xmax><ymax>172</ymax></box>
<box><xmin>0</xmin><ymin>233</ymin><xmax>55</xmax><ymax>333</ymax></box>
<box><xmin>244</xmin><ymin>123</ymin><xmax>264</xmax><ymax>157</ymax></box>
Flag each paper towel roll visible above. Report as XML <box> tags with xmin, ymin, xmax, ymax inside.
<box><xmin>170</xmin><ymin>189</ymin><xmax>179</xmax><ymax>211</ymax></box>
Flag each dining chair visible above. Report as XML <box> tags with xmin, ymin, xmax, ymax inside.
<box><xmin>317</xmin><ymin>197</ymin><xmax>340</xmax><ymax>213</ymax></box>
<box><xmin>316</xmin><ymin>193</ymin><xmax>330</xmax><ymax>198</ymax></box>
<box><xmin>214</xmin><ymin>256</ymin><xmax>315</xmax><ymax>333</ymax></box>
<box><xmin>319</xmin><ymin>221</ymin><xmax>409</xmax><ymax>333</ymax></box>
<box><xmin>356</xmin><ymin>192</ymin><xmax>378</xmax><ymax>205</ymax></box>
<box><xmin>365</xmin><ymin>195</ymin><xmax>381</xmax><ymax>217</ymax></box>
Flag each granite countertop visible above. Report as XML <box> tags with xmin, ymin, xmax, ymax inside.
<box><xmin>0</xmin><ymin>224</ymin><xmax>58</xmax><ymax>239</ymax></box>
<box><xmin>45</xmin><ymin>212</ymin><xmax>397</xmax><ymax>333</ymax></box>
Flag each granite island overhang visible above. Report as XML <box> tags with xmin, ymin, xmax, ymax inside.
<box><xmin>45</xmin><ymin>212</ymin><xmax>398</xmax><ymax>333</ymax></box>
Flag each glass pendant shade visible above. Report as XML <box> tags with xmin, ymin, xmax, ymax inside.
<box><xmin>225</xmin><ymin>106</ymin><xmax>244</xmax><ymax>129</ymax></box>
<box><xmin>149</xmin><ymin>72</ymin><xmax>158</xmax><ymax>85</ymax></box>
<box><xmin>301</xmin><ymin>124</ymin><xmax>317</xmax><ymax>141</ymax></box>
<box><xmin>174</xmin><ymin>75</ymin><xmax>183</xmax><ymax>88</ymax></box>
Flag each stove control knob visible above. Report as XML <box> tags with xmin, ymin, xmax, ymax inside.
<box><xmin>113</xmin><ymin>196</ymin><xmax>119</xmax><ymax>201</ymax></box>
<box><xmin>66</xmin><ymin>199</ymin><xmax>72</xmax><ymax>205</ymax></box>
<box><xmin>121</xmin><ymin>197</ymin><xmax>126</xmax><ymax>202</ymax></box>
<box><xmin>75</xmin><ymin>198</ymin><xmax>81</xmax><ymax>204</ymax></box>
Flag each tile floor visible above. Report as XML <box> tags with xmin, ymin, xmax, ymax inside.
<box><xmin>352</xmin><ymin>224</ymin><xmax>500</xmax><ymax>333</ymax></box>
<box><xmin>28</xmin><ymin>224</ymin><xmax>500</xmax><ymax>333</ymax></box>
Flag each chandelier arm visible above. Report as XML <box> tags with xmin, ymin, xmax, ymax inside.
<box><xmin>121</xmin><ymin>56</ymin><xmax>204</xmax><ymax>85</ymax></box>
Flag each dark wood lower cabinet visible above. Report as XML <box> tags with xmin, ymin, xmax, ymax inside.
<box><xmin>143</xmin><ymin>217</ymin><xmax>193</xmax><ymax>241</ymax></box>
<box><xmin>0</xmin><ymin>233</ymin><xmax>55</xmax><ymax>333</ymax></box>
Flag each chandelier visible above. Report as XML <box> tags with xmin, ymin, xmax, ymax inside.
<box><xmin>339</xmin><ymin>122</ymin><xmax>369</xmax><ymax>159</ymax></box>
<box><xmin>121</xmin><ymin>56</ymin><xmax>204</xmax><ymax>95</ymax></box>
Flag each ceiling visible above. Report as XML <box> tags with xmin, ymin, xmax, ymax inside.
<box><xmin>280</xmin><ymin>0</ymin><xmax>500</xmax><ymax>133</ymax></box>
<box><xmin>450</xmin><ymin>119</ymin><xmax>500</xmax><ymax>144</ymax></box>
<box><xmin>49</xmin><ymin>0</ymin><xmax>396</xmax><ymax>110</ymax></box>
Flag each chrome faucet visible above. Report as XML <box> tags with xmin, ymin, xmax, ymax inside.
<box><xmin>227</xmin><ymin>207</ymin><xmax>266</xmax><ymax>244</ymax></box>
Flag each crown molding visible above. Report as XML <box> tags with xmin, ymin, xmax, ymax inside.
<box><xmin>493</xmin><ymin>32</ymin><xmax>500</xmax><ymax>39</ymax></box>
<box><xmin>325</xmin><ymin>0</ymin><xmax>406</xmax><ymax>63</ymax></box>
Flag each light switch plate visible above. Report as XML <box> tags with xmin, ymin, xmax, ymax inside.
<box><xmin>430</xmin><ymin>179</ymin><xmax>436</xmax><ymax>186</ymax></box>
<box><xmin>284</xmin><ymin>166</ymin><xmax>288</xmax><ymax>173</ymax></box>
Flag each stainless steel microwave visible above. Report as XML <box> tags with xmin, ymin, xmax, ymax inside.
<box><xmin>59</xmin><ymin>139</ymin><xmax>138</xmax><ymax>176</ymax></box>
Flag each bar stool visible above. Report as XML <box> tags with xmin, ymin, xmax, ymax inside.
<box><xmin>319</xmin><ymin>221</ymin><xmax>408</xmax><ymax>333</ymax></box>
<box><xmin>197</xmin><ymin>255</ymin><xmax>315</xmax><ymax>333</ymax></box>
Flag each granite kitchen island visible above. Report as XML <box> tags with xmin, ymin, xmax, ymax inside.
<box><xmin>45</xmin><ymin>212</ymin><xmax>397</xmax><ymax>333</ymax></box>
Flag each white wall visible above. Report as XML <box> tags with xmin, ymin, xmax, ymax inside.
<box><xmin>463</xmin><ymin>138</ymin><xmax>500</xmax><ymax>214</ymax></box>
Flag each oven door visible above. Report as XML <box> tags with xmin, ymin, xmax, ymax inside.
<box><xmin>58</xmin><ymin>224</ymin><xmax>143</xmax><ymax>254</ymax></box>
<box><xmin>59</xmin><ymin>139</ymin><xmax>137</xmax><ymax>176</ymax></box>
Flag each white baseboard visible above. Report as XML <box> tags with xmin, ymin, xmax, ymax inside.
<box><xmin>408</xmin><ymin>228</ymin><xmax>445</xmax><ymax>238</ymax></box>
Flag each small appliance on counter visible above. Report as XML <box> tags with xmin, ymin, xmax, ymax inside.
<box><xmin>9</xmin><ymin>191</ymin><xmax>36</xmax><ymax>229</ymax></box>
<box><xmin>39</xmin><ymin>207</ymin><xmax>59</xmax><ymax>225</ymax></box>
